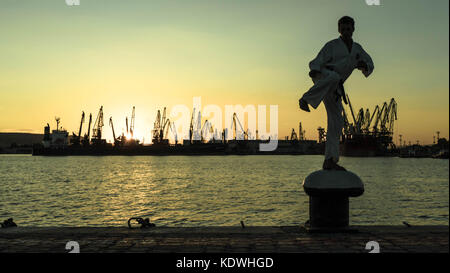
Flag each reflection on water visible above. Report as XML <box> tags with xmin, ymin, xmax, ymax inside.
<box><xmin>0</xmin><ymin>155</ymin><xmax>448</xmax><ymax>227</ymax></box>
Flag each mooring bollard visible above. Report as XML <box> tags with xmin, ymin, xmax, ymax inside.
<box><xmin>302</xmin><ymin>170</ymin><xmax>364</xmax><ymax>232</ymax></box>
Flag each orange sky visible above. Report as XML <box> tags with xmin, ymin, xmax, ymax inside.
<box><xmin>0</xmin><ymin>0</ymin><xmax>448</xmax><ymax>145</ymax></box>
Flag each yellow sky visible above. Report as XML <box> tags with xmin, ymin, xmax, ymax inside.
<box><xmin>0</xmin><ymin>0</ymin><xmax>448</xmax><ymax>145</ymax></box>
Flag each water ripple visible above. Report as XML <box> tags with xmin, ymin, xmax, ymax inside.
<box><xmin>0</xmin><ymin>155</ymin><xmax>448</xmax><ymax>227</ymax></box>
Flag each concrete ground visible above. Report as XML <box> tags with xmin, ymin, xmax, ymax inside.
<box><xmin>0</xmin><ymin>225</ymin><xmax>448</xmax><ymax>253</ymax></box>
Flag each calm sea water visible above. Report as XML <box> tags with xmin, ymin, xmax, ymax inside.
<box><xmin>0</xmin><ymin>155</ymin><xmax>448</xmax><ymax>227</ymax></box>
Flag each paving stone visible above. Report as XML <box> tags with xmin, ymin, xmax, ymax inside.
<box><xmin>0</xmin><ymin>225</ymin><xmax>447</xmax><ymax>253</ymax></box>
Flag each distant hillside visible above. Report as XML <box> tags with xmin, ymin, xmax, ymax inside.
<box><xmin>0</xmin><ymin>133</ymin><xmax>43</xmax><ymax>148</ymax></box>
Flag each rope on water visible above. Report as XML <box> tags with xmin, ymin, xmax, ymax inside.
<box><xmin>1</xmin><ymin>218</ymin><xmax>17</xmax><ymax>228</ymax></box>
<box><xmin>127</xmin><ymin>217</ymin><xmax>155</xmax><ymax>229</ymax></box>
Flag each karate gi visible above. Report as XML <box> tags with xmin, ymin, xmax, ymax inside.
<box><xmin>301</xmin><ymin>37</ymin><xmax>374</xmax><ymax>162</ymax></box>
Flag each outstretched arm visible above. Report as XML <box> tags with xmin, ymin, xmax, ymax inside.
<box><xmin>357</xmin><ymin>45</ymin><xmax>374</xmax><ymax>77</ymax></box>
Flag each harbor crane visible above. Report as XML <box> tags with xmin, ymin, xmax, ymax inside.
<box><xmin>201</xmin><ymin>120</ymin><xmax>208</xmax><ymax>142</ymax></box>
<box><xmin>152</xmin><ymin>107</ymin><xmax>170</xmax><ymax>144</ymax></box>
<box><xmin>209</xmin><ymin>124</ymin><xmax>217</xmax><ymax>142</ymax></box>
<box><xmin>201</xmin><ymin>120</ymin><xmax>215</xmax><ymax>142</ymax></box>
<box><xmin>77</xmin><ymin>112</ymin><xmax>85</xmax><ymax>140</ymax></box>
<box><xmin>290</xmin><ymin>128</ymin><xmax>298</xmax><ymax>141</ymax></box>
<box><xmin>299</xmin><ymin>122</ymin><xmax>306</xmax><ymax>141</ymax></box>
<box><xmin>109</xmin><ymin>117</ymin><xmax>121</xmax><ymax>146</ymax></box>
<box><xmin>231</xmin><ymin>113</ymin><xmax>248</xmax><ymax>140</ymax></box>
<box><xmin>189</xmin><ymin>108</ymin><xmax>195</xmax><ymax>144</ymax></box>
<box><xmin>82</xmin><ymin>113</ymin><xmax>92</xmax><ymax>146</ymax></box>
<box><xmin>343</xmin><ymin>96</ymin><xmax>397</xmax><ymax>138</ymax></box>
<box><xmin>354</xmin><ymin>108</ymin><xmax>365</xmax><ymax>134</ymax></box>
<box><xmin>342</xmin><ymin>95</ymin><xmax>398</xmax><ymax>151</ymax></box>
<box><xmin>170</xmin><ymin>122</ymin><xmax>178</xmax><ymax>144</ymax></box>
<box><xmin>92</xmin><ymin>106</ymin><xmax>105</xmax><ymax>144</ymax></box>
<box><xmin>71</xmin><ymin>111</ymin><xmax>85</xmax><ymax>145</ymax></box>
<box><xmin>380</xmin><ymin>98</ymin><xmax>397</xmax><ymax>135</ymax></box>
<box><xmin>364</xmin><ymin>108</ymin><xmax>371</xmax><ymax>132</ymax></box>
<box><xmin>161</xmin><ymin>108</ymin><xmax>170</xmax><ymax>142</ymax></box>
<box><xmin>346</xmin><ymin>94</ymin><xmax>358</xmax><ymax>132</ymax></box>
<box><xmin>342</xmin><ymin>108</ymin><xmax>351</xmax><ymax>136</ymax></box>
<box><xmin>130</xmin><ymin>106</ymin><xmax>135</xmax><ymax>138</ymax></box>
<box><xmin>152</xmin><ymin>109</ymin><xmax>161</xmax><ymax>143</ymax></box>
<box><xmin>195</xmin><ymin>111</ymin><xmax>202</xmax><ymax>141</ymax></box>
<box><xmin>163</xmin><ymin>119</ymin><xmax>170</xmax><ymax>142</ymax></box>
<box><xmin>366</xmin><ymin>105</ymin><xmax>379</xmax><ymax>132</ymax></box>
<box><xmin>387</xmin><ymin>99</ymin><xmax>397</xmax><ymax>136</ymax></box>
<box><xmin>372</xmin><ymin>101</ymin><xmax>387</xmax><ymax>133</ymax></box>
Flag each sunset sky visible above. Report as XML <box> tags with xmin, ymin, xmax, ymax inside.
<box><xmin>0</xmin><ymin>0</ymin><xmax>448</xmax><ymax>145</ymax></box>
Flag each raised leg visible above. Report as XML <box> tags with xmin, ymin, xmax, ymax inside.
<box><xmin>301</xmin><ymin>70</ymin><xmax>341</xmax><ymax>109</ymax></box>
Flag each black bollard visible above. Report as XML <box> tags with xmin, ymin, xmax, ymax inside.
<box><xmin>302</xmin><ymin>170</ymin><xmax>364</xmax><ymax>232</ymax></box>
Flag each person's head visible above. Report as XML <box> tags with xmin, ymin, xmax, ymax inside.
<box><xmin>338</xmin><ymin>16</ymin><xmax>355</xmax><ymax>40</ymax></box>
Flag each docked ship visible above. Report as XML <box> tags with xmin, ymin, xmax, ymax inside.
<box><xmin>340</xmin><ymin>96</ymin><xmax>398</xmax><ymax>157</ymax></box>
<box><xmin>33</xmin><ymin>128</ymin><xmax>320</xmax><ymax>156</ymax></box>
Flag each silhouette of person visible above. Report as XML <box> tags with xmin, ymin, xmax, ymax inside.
<box><xmin>299</xmin><ymin>16</ymin><xmax>374</xmax><ymax>170</ymax></box>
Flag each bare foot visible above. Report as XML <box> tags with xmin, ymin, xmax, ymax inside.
<box><xmin>323</xmin><ymin>158</ymin><xmax>346</xmax><ymax>171</ymax></box>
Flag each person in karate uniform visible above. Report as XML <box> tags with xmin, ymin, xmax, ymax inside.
<box><xmin>299</xmin><ymin>16</ymin><xmax>374</xmax><ymax>171</ymax></box>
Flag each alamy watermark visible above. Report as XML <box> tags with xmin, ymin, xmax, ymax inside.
<box><xmin>365</xmin><ymin>241</ymin><xmax>380</xmax><ymax>253</ymax></box>
<box><xmin>65</xmin><ymin>0</ymin><xmax>80</xmax><ymax>6</ymax></box>
<box><xmin>65</xmin><ymin>241</ymin><xmax>80</xmax><ymax>253</ymax></box>
<box><xmin>365</xmin><ymin>0</ymin><xmax>381</xmax><ymax>6</ymax></box>
<box><xmin>170</xmin><ymin>97</ymin><xmax>278</xmax><ymax>151</ymax></box>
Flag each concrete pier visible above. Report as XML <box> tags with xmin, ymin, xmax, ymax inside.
<box><xmin>0</xmin><ymin>226</ymin><xmax>448</xmax><ymax>253</ymax></box>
